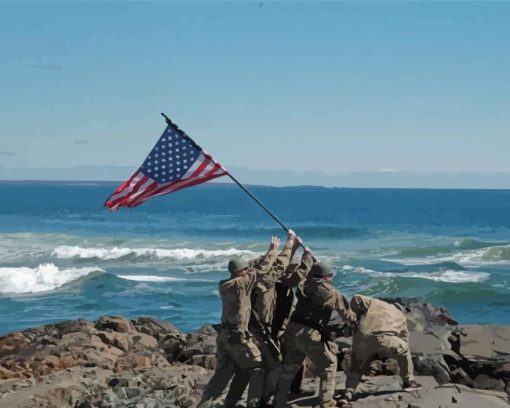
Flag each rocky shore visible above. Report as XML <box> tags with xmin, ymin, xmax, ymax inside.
<box><xmin>0</xmin><ymin>298</ymin><xmax>509</xmax><ymax>407</ymax></box>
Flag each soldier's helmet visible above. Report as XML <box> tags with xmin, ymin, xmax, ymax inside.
<box><xmin>228</xmin><ymin>257</ymin><xmax>248</xmax><ymax>273</ymax></box>
<box><xmin>310</xmin><ymin>262</ymin><xmax>334</xmax><ymax>278</ymax></box>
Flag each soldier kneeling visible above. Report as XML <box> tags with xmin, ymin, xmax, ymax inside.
<box><xmin>340</xmin><ymin>295</ymin><xmax>422</xmax><ymax>405</ymax></box>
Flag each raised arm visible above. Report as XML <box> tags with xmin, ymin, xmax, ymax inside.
<box><xmin>294</xmin><ymin>246</ymin><xmax>314</xmax><ymax>281</ymax></box>
<box><xmin>244</xmin><ymin>236</ymin><xmax>280</xmax><ymax>292</ymax></box>
<box><xmin>271</xmin><ymin>229</ymin><xmax>297</xmax><ymax>277</ymax></box>
<box><xmin>281</xmin><ymin>246</ymin><xmax>314</xmax><ymax>288</ymax></box>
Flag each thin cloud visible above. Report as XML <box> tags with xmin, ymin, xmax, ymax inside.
<box><xmin>74</xmin><ymin>140</ymin><xmax>90</xmax><ymax>145</ymax></box>
<box><xmin>0</xmin><ymin>151</ymin><xmax>16</xmax><ymax>156</ymax></box>
<box><xmin>25</xmin><ymin>64</ymin><xmax>63</xmax><ymax>71</ymax></box>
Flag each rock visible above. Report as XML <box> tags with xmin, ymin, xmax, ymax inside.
<box><xmin>114</xmin><ymin>353</ymin><xmax>151</xmax><ymax>373</ymax></box>
<box><xmin>183</xmin><ymin>325</ymin><xmax>217</xmax><ymax>364</ymax></box>
<box><xmin>131</xmin><ymin>333</ymin><xmax>158</xmax><ymax>351</ymax></box>
<box><xmin>96</xmin><ymin>331</ymin><xmax>132</xmax><ymax>352</ymax></box>
<box><xmin>159</xmin><ymin>332</ymin><xmax>187</xmax><ymax>363</ymax></box>
<box><xmin>0</xmin><ymin>333</ymin><xmax>31</xmax><ymax>358</ymax></box>
<box><xmin>190</xmin><ymin>354</ymin><xmax>216</xmax><ymax>369</ymax></box>
<box><xmin>95</xmin><ymin>316</ymin><xmax>136</xmax><ymax>334</ymax></box>
<box><xmin>412</xmin><ymin>354</ymin><xmax>452</xmax><ymax>384</ymax></box>
<box><xmin>131</xmin><ymin>317</ymin><xmax>183</xmax><ymax>339</ymax></box>
<box><xmin>473</xmin><ymin>374</ymin><xmax>506</xmax><ymax>392</ymax></box>
<box><xmin>453</xmin><ymin>325</ymin><xmax>510</xmax><ymax>360</ymax></box>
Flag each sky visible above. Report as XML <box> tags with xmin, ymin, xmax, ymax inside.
<box><xmin>0</xmin><ymin>1</ymin><xmax>509</xmax><ymax>182</ymax></box>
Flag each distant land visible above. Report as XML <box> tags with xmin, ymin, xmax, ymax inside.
<box><xmin>1</xmin><ymin>165</ymin><xmax>510</xmax><ymax>189</ymax></box>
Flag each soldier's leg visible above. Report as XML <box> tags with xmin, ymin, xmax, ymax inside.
<box><xmin>256</xmin><ymin>336</ymin><xmax>282</xmax><ymax>403</ymax></box>
<box><xmin>227</xmin><ymin>336</ymin><xmax>263</xmax><ymax>408</ymax></box>
<box><xmin>290</xmin><ymin>365</ymin><xmax>304</xmax><ymax>394</ymax></box>
<box><xmin>298</xmin><ymin>329</ymin><xmax>337</xmax><ymax>406</ymax></box>
<box><xmin>222</xmin><ymin>369</ymin><xmax>249</xmax><ymax>407</ymax></box>
<box><xmin>273</xmin><ymin>328</ymin><xmax>306</xmax><ymax>407</ymax></box>
<box><xmin>198</xmin><ymin>343</ymin><xmax>235</xmax><ymax>407</ymax></box>
<box><xmin>344</xmin><ymin>337</ymin><xmax>376</xmax><ymax>398</ymax></box>
<box><xmin>378</xmin><ymin>334</ymin><xmax>415</xmax><ymax>383</ymax></box>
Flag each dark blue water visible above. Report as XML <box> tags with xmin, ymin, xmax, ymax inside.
<box><xmin>1</xmin><ymin>182</ymin><xmax>510</xmax><ymax>334</ymax></box>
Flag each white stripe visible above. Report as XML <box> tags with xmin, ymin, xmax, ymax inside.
<box><xmin>127</xmin><ymin>178</ymin><xmax>155</xmax><ymax>202</ymax></box>
<box><xmin>181</xmin><ymin>154</ymin><xmax>205</xmax><ymax>179</ymax></box>
<box><xmin>108</xmin><ymin>173</ymin><xmax>143</xmax><ymax>202</ymax></box>
<box><xmin>196</xmin><ymin>160</ymin><xmax>215</xmax><ymax>178</ymax></box>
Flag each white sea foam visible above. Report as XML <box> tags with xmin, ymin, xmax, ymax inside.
<box><xmin>117</xmin><ymin>274</ymin><xmax>215</xmax><ymax>283</ymax></box>
<box><xmin>384</xmin><ymin>244</ymin><xmax>510</xmax><ymax>267</ymax></box>
<box><xmin>349</xmin><ymin>265</ymin><xmax>489</xmax><ymax>284</ymax></box>
<box><xmin>117</xmin><ymin>275</ymin><xmax>185</xmax><ymax>282</ymax></box>
<box><xmin>0</xmin><ymin>263</ymin><xmax>103</xmax><ymax>294</ymax></box>
<box><xmin>52</xmin><ymin>245</ymin><xmax>257</xmax><ymax>261</ymax></box>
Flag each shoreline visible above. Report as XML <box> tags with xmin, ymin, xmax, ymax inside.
<box><xmin>1</xmin><ymin>297</ymin><xmax>509</xmax><ymax>407</ymax></box>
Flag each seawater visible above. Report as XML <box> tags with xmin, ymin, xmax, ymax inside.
<box><xmin>1</xmin><ymin>182</ymin><xmax>510</xmax><ymax>334</ymax></box>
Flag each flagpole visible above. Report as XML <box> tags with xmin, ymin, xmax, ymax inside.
<box><xmin>160</xmin><ymin>112</ymin><xmax>308</xmax><ymax>252</ymax></box>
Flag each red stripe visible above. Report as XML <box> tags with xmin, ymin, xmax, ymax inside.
<box><xmin>106</xmin><ymin>154</ymin><xmax>228</xmax><ymax>210</ymax></box>
<box><xmin>104</xmin><ymin>171</ymin><xmax>141</xmax><ymax>208</ymax></box>
<box><xmin>189</xmin><ymin>156</ymin><xmax>211</xmax><ymax>179</ymax></box>
<box><xmin>107</xmin><ymin>175</ymin><xmax>149</xmax><ymax>208</ymax></box>
<box><xmin>127</xmin><ymin>181</ymin><xmax>159</xmax><ymax>208</ymax></box>
<box><xmin>133</xmin><ymin>156</ymin><xmax>213</xmax><ymax>202</ymax></box>
<box><xmin>144</xmin><ymin>170</ymin><xmax>226</xmax><ymax>202</ymax></box>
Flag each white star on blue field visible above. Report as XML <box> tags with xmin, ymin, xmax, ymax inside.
<box><xmin>140</xmin><ymin>128</ymin><xmax>201</xmax><ymax>183</ymax></box>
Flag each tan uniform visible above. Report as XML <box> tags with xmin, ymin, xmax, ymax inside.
<box><xmin>252</xmin><ymin>242</ymin><xmax>304</xmax><ymax>403</ymax></box>
<box><xmin>345</xmin><ymin>295</ymin><xmax>415</xmax><ymax>394</ymax></box>
<box><xmin>223</xmin><ymin>245</ymin><xmax>311</xmax><ymax>405</ymax></box>
<box><xmin>198</xmin><ymin>247</ymin><xmax>278</xmax><ymax>408</ymax></box>
<box><xmin>274</xmin><ymin>277</ymin><xmax>354</xmax><ymax>408</ymax></box>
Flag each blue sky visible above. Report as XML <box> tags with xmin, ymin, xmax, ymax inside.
<box><xmin>0</xmin><ymin>1</ymin><xmax>509</xmax><ymax>179</ymax></box>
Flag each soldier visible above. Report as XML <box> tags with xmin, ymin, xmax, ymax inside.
<box><xmin>274</xmin><ymin>262</ymin><xmax>354</xmax><ymax>408</ymax></box>
<box><xmin>198</xmin><ymin>236</ymin><xmax>280</xmax><ymax>408</ymax></box>
<box><xmin>223</xmin><ymin>231</ymin><xmax>312</xmax><ymax>407</ymax></box>
<box><xmin>341</xmin><ymin>295</ymin><xmax>422</xmax><ymax>404</ymax></box>
<box><xmin>251</xmin><ymin>229</ymin><xmax>300</xmax><ymax>407</ymax></box>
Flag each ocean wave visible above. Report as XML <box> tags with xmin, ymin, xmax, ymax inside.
<box><xmin>117</xmin><ymin>274</ymin><xmax>215</xmax><ymax>283</ymax></box>
<box><xmin>52</xmin><ymin>245</ymin><xmax>257</xmax><ymax>261</ymax></box>
<box><xmin>348</xmin><ymin>265</ymin><xmax>489</xmax><ymax>284</ymax></box>
<box><xmin>117</xmin><ymin>275</ymin><xmax>185</xmax><ymax>282</ymax></box>
<box><xmin>390</xmin><ymin>239</ymin><xmax>510</xmax><ymax>267</ymax></box>
<box><xmin>0</xmin><ymin>263</ymin><xmax>103</xmax><ymax>294</ymax></box>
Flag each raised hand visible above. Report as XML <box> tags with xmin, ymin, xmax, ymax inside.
<box><xmin>270</xmin><ymin>235</ymin><xmax>281</xmax><ymax>251</ymax></box>
<box><xmin>287</xmin><ymin>229</ymin><xmax>297</xmax><ymax>245</ymax></box>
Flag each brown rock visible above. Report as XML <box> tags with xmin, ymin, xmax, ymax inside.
<box><xmin>0</xmin><ymin>332</ymin><xmax>31</xmax><ymax>358</ymax></box>
<box><xmin>132</xmin><ymin>333</ymin><xmax>158</xmax><ymax>350</ymax></box>
<box><xmin>114</xmin><ymin>353</ymin><xmax>151</xmax><ymax>373</ymax></box>
<box><xmin>95</xmin><ymin>316</ymin><xmax>135</xmax><ymax>334</ymax></box>
<box><xmin>190</xmin><ymin>354</ymin><xmax>216</xmax><ymax>369</ymax></box>
<box><xmin>131</xmin><ymin>317</ymin><xmax>183</xmax><ymax>339</ymax></box>
<box><xmin>41</xmin><ymin>354</ymin><xmax>60</xmax><ymax>369</ymax></box>
<box><xmin>0</xmin><ymin>365</ymin><xmax>21</xmax><ymax>379</ymax></box>
<box><xmin>96</xmin><ymin>331</ymin><xmax>132</xmax><ymax>352</ymax></box>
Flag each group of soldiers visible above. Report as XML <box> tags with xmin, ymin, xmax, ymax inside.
<box><xmin>199</xmin><ymin>231</ymin><xmax>421</xmax><ymax>408</ymax></box>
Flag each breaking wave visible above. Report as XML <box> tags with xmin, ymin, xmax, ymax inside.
<box><xmin>117</xmin><ymin>275</ymin><xmax>186</xmax><ymax>282</ymax></box>
<box><xmin>52</xmin><ymin>245</ymin><xmax>257</xmax><ymax>261</ymax></box>
<box><xmin>117</xmin><ymin>275</ymin><xmax>214</xmax><ymax>283</ymax></box>
<box><xmin>347</xmin><ymin>265</ymin><xmax>489</xmax><ymax>284</ymax></box>
<box><xmin>0</xmin><ymin>263</ymin><xmax>104</xmax><ymax>294</ymax></box>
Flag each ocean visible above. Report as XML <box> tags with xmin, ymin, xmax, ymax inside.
<box><xmin>1</xmin><ymin>181</ymin><xmax>510</xmax><ymax>334</ymax></box>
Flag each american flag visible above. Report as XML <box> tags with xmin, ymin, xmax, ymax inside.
<box><xmin>105</xmin><ymin>120</ymin><xmax>228</xmax><ymax>210</ymax></box>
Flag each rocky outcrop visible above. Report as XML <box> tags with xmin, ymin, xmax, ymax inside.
<box><xmin>0</xmin><ymin>300</ymin><xmax>509</xmax><ymax>407</ymax></box>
